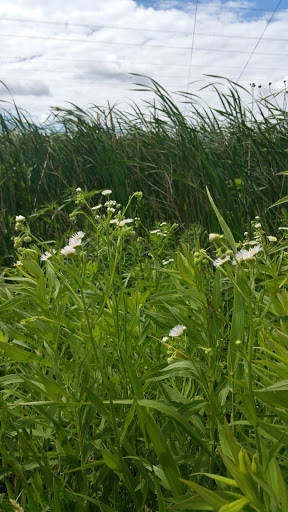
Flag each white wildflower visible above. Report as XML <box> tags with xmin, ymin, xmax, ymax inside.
<box><xmin>76</xmin><ymin>187</ymin><xmax>82</xmax><ymax>192</ymax></box>
<box><xmin>247</xmin><ymin>245</ymin><xmax>262</xmax><ymax>257</ymax></box>
<box><xmin>233</xmin><ymin>245</ymin><xmax>262</xmax><ymax>264</ymax></box>
<box><xmin>267</xmin><ymin>236</ymin><xmax>277</xmax><ymax>242</ymax></box>
<box><xmin>68</xmin><ymin>231</ymin><xmax>85</xmax><ymax>248</ymax></box>
<box><xmin>110</xmin><ymin>219</ymin><xmax>119</xmax><ymax>225</ymax></box>
<box><xmin>279</xmin><ymin>227</ymin><xmax>288</xmax><ymax>230</ymax></box>
<box><xmin>68</xmin><ymin>239</ymin><xmax>81</xmax><ymax>248</ymax></box>
<box><xmin>209</xmin><ymin>233</ymin><xmax>220</xmax><ymax>242</ymax></box>
<box><xmin>255</xmin><ymin>216</ymin><xmax>260</xmax><ymax>219</ymax></box>
<box><xmin>160</xmin><ymin>222</ymin><xmax>167</xmax><ymax>226</ymax></box>
<box><xmin>254</xmin><ymin>223</ymin><xmax>261</xmax><ymax>229</ymax></box>
<box><xmin>102</xmin><ymin>189</ymin><xmax>112</xmax><ymax>196</ymax></box>
<box><xmin>248</xmin><ymin>240</ymin><xmax>258</xmax><ymax>245</ymax></box>
<box><xmin>162</xmin><ymin>336</ymin><xmax>169</xmax><ymax>342</ymax></box>
<box><xmin>213</xmin><ymin>255</ymin><xmax>231</xmax><ymax>267</ymax></box>
<box><xmin>169</xmin><ymin>325</ymin><xmax>187</xmax><ymax>337</ymax></box>
<box><xmin>162</xmin><ymin>258</ymin><xmax>174</xmax><ymax>265</ymax></box>
<box><xmin>60</xmin><ymin>246</ymin><xmax>76</xmax><ymax>257</ymax></box>
<box><xmin>244</xmin><ymin>231</ymin><xmax>248</xmax><ymax>236</ymax></box>
<box><xmin>91</xmin><ymin>204</ymin><xmax>102</xmax><ymax>210</ymax></box>
<box><xmin>119</xmin><ymin>218</ymin><xmax>134</xmax><ymax>227</ymax></box>
<box><xmin>157</xmin><ymin>232</ymin><xmax>166</xmax><ymax>237</ymax></box>
<box><xmin>107</xmin><ymin>207</ymin><xmax>115</xmax><ymax>213</ymax></box>
<box><xmin>40</xmin><ymin>249</ymin><xmax>56</xmax><ymax>261</ymax></box>
<box><xmin>15</xmin><ymin>215</ymin><xmax>25</xmax><ymax>222</ymax></box>
<box><xmin>150</xmin><ymin>229</ymin><xmax>160</xmax><ymax>234</ymax></box>
<box><xmin>233</xmin><ymin>249</ymin><xmax>247</xmax><ymax>264</ymax></box>
<box><xmin>14</xmin><ymin>260</ymin><xmax>23</xmax><ymax>266</ymax></box>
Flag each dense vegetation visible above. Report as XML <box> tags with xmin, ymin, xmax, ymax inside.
<box><xmin>1</xmin><ymin>79</ymin><xmax>288</xmax><ymax>511</ymax></box>
<box><xmin>0</xmin><ymin>78</ymin><xmax>288</xmax><ymax>263</ymax></box>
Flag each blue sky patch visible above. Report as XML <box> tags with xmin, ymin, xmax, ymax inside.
<box><xmin>133</xmin><ymin>0</ymin><xmax>287</xmax><ymax>19</ymax></box>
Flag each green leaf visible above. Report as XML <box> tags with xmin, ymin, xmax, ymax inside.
<box><xmin>138</xmin><ymin>399</ymin><xmax>210</xmax><ymax>455</ymax></box>
<box><xmin>101</xmin><ymin>449</ymin><xmax>122</xmax><ymax>471</ymax></box>
<box><xmin>180</xmin><ymin>479</ymin><xmax>229</xmax><ymax>510</ymax></box>
<box><xmin>206</xmin><ymin>187</ymin><xmax>237</xmax><ymax>254</ymax></box>
<box><xmin>254</xmin><ymin>380</ymin><xmax>288</xmax><ymax>408</ymax></box>
<box><xmin>269</xmin><ymin>195</ymin><xmax>288</xmax><ymax>208</ymax></box>
<box><xmin>167</xmin><ymin>494</ymin><xmax>214</xmax><ymax>510</ymax></box>
<box><xmin>144</xmin><ymin>413</ymin><xmax>183</xmax><ymax>496</ymax></box>
<box><xmin>193</xmin><ymin>473</ymin><xmax>239</xmax><ymax>488</ymax></box>
<box><xmin>219</xmin><ymin>497</ymin><xmax>250</xmax><ymax>512</ymax></box>
<box><xmin>0</xmin><ymin>342</ymin><xmax>52</xmax><ymax>367</ymax></box>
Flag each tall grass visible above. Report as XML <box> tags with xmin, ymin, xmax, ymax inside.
<box><xmin>0</xmin><ymin>77</ymin><xmax>288</xmax><ymax>261</ymax></box>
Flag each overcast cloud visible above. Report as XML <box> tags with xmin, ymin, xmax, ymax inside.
<box><xmin>0</xmin><ymin>0</ymin><xmax>287</xmax><ymax>122</ymax></box>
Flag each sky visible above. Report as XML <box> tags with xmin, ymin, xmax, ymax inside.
<box><xmin>0</xmin><ymin>0</ymin><xmax>287</xmax><ymax>123</ymax></box>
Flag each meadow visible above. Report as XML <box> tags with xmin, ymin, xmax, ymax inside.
<box><xmin>0</xmin><ymin>79</ymin><xmax>288</xmax><ymax>511</ymax></box>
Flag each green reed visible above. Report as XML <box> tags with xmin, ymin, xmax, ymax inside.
<box><xmin>0</xmin><ymin>77</ymin><xmax>288</xmax><ymax>263</ymax></box>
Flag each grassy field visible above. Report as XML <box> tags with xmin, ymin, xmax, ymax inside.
<box><xmin>1</xmin><ymin>79</ymin><xmax>288</xmax><ymax>511</ymax></box>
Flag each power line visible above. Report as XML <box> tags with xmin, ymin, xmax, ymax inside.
<box><xmin>2</xmin><ymin>56</ymin><xmax>288</xmax><ymax>72</ymax></box>
<box><xmin>2</xmin><ymin>68</ymin><xmax>197</xmax><ymax>78</ymax></box>
<box><xmin>187</xmin><ymin>0</ymin><xmax>198</xmax><ymax>92</ymax></box>
<box><xmin>1</xmin><ymin>32</ymin><xmax>288</xmax><ymax>56</ymax></box>
<box><xmin>237</xmin><ymin>0</ymin><xmax>283</xmax><ymax>81</ymax></box>
<box><xmin>0</xmin><ymin>72</ymin><xmax>282</xmax><ymax>87</ymax></box>
<box><xmin>0</xmin><ymin>3</ymin><xmax>280</xmax><ymax>34</ymax></box>
<box><xmin>2</xmin><ymin>18</ymin><xmax>288</xmax><ymax>41</ymax></box>
<box><xmin>0</xmin><ymin>16</ymin><xmax>193</xmax><ymax>34</ymax></box>
<box><xmin>0</xmin><ymin>76</ymin><xmax>210</xmax><ymax>88</ymax></box>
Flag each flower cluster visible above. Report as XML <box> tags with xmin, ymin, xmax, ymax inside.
<box><xmin>233</xmin><ymin>244</ymin><xmax>262</xmax><ymax>264</ymax></box>
<box><xmin>160</xmin><ymin>325</ymin><xmax>187</xmax><ymax>364</ymax></box>
<box><xmin>75</xmin><ymin>187</ymin><xmax>85</xmax><ymax>205</ymax></box>
<box><xmin>15</xmin><ymin>214</ymin><xmax>26</xmax><ymax>232</ymax></box>
<box><xmin>60</xmin><ymin>231</ymin><xmax>85</xmax><ymax>257</ymax></box>
<box><xmin>169</xmin><ymin>325</ymin><xmax>186</xmax><ymax>337</ymax></box>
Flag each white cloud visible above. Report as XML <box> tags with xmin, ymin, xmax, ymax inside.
<box><xmin>0</xmin><ymin>0</ymin><xmax>287</xmax><ymax>122</ymax></box>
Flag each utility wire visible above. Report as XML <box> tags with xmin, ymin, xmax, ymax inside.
<box><xmin>187</xmin><ymin>0</ymin><xmax>198</xmax><ymax>92</ymax></box>
<box><xmin>237</xmin><ymin>0</ymin><xmax>283</xmax><ymax>81</ymax></box>
<box><xmin>2</xmin><ymin>19</ymin><xmax>288</xmax><ymax>41</ymax></box>
<box><xmin>4</xmin><ymin>60</ymin><xmax>288</xmax><ymax>72</ymax></box>
<box><xmin>0</xmin><ymin>16</ymin><xmax>195</xmax><ymax>34</ymax></box>
<box><xmin>0</xmin><ymin>32</ymin><xmax>288</xmax><ymax>55</ymax></box>
<box><xmin>1</xmin><ymin>54</ymin><xmax>288</xmax><ymax>70</ymax></box>
<box><xmin>1</xmin><ymin>15</ymin><xmax>284</xmax><ymax>36</ymax></box>
<box><xmin>0</xmin><ymin>76</ymin><xmax>207</xmax><ymax>87</ymax></box>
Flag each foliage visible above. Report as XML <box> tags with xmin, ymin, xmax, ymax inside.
<box><xmin>1</xmin><ymin>77</ymin><xmax>288</xmax><ymax>263</ymax></box>
<box><xmin>0</xmin><ymin>187</ymin><xmax>288</xmax><ymax>510</ymax></box>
